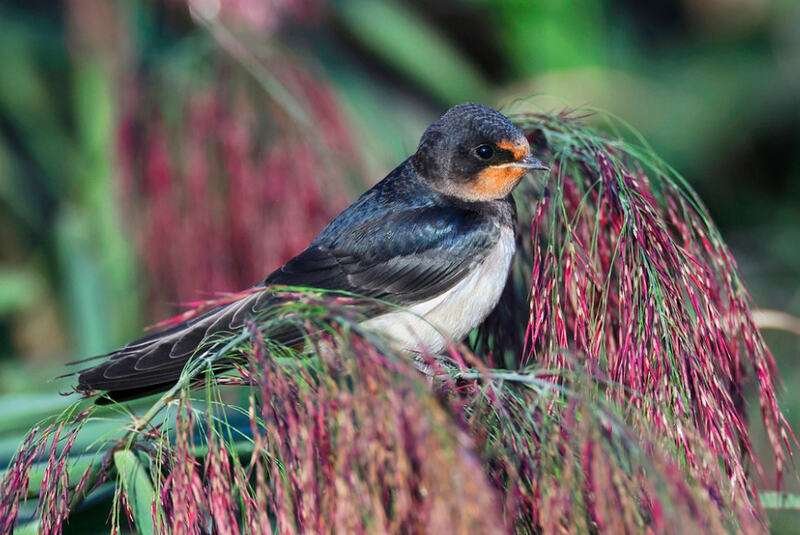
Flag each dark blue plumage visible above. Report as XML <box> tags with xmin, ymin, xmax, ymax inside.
<box><xmin>266</xmin><ymin>158</ymin><xmax>514</xmax><ymax>303</ymax></box>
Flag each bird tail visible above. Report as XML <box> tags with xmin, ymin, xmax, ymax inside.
<box><xmin>76</xmin><ymin>289</ymin><xmax>276</xmax><ymax>404</ymax></box>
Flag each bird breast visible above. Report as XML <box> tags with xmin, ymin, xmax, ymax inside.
<box><xmin>361</xmin><ymin>225</ymin><xmax>515</xmax><ymax>353</ymax></box>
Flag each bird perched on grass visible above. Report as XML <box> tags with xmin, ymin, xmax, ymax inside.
<box><xmin>76</xmin><ymin>103</ymin><xmax>548</xmax><ymax>402</ymax></box>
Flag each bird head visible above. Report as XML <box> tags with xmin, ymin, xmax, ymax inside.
<box><xmin>412</xmin><ymin>103</ymin><xmax>548</xmax><ymax>202</ymax></box>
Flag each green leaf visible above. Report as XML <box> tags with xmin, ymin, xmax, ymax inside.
<box><xmin>55</xmin><ymin>210</ymin><xmax>112</xmax><ymax>356</ymax></box>
<box><xmin>113</xmin><ymin>450</ymin><xmax>157</xmax><ymax>535</ymax></box>
<box><xmin>0</xmin><ymin>394</ymin><xmax>70</xmax><ymax>435</ymax></box>
<box><xmin>335</xmin><ymin>0</ymin><xmax>488</xmax><ymax>104</ymax></box>
<box><xmin>12</xmin><ymin>521</ymin><xmax>40</xmax><ymax>535</ymax></box>
<box><xmin>71</xmin><ymin>59</ymin><xmax>141</xmax><ymax>345</ymax></box>
<box><xmin>760</xmin><ymin>491</ymin><xmax>800</xmax><ymax>510</ymax></box>
<box><xmin>491</xmin><ymin>0</ymin><xmax>605</xmax><ymax>75</ymax></box>
<box><xmin>0</xmin><ymin>269</ymin><xmax>43</xmax><ymax>315</ymax></box>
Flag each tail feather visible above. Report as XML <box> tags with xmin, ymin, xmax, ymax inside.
<box><xmin>76</xmin><ymin>290</ymin><xmax>272</xmax><ymax>402</ymax></box>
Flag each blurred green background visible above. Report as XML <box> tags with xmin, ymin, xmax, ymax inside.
<box><xmin>0</xmin><ymin>0</ymin><xmax>798</xmax><ymax>530</ymax></box>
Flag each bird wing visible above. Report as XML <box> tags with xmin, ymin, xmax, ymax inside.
<box><xmin>75</xmin><ymin>290</ymin><xmax>285</xmax><ymax>402</ymax></box>
<box><xmin>77</xmin><ymin>205</ymin><xmax>499</xmax><ymax>403</ymax></box>
<box><xmin>265</xmin><ymin>205</ymin><xmax>500</xmax><ymax>304</ymax></box>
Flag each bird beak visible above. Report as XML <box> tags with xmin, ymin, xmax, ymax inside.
<box><xmin>515</xmin><ymin>154</ymin><xmax>549</xmax><ymax>171</ymax></box>
<box><xmin>491</xmin><ymin>154</ymin><xmax>549</xmax><ymax>172</ymax></box>
<box><xmin>495</xmin><ymin>154</ymin><xmax>549</xmax><ymax>171</ymax></box>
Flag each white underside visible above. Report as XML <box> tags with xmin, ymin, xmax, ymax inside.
<box><xmin>361</xmin><ymin>226</ymin><xmax>515</xmax><ymax>353</ymax></box>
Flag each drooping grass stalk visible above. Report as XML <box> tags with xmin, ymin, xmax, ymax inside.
<box><xmin>487</xmin><ymin>111</ymin><xmax>794</xmax><ymax>494</ymax></box>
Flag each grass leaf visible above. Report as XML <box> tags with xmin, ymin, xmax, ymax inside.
<box><xmin>335</xmin><ymin>0</ymin><xmax>489</xmax><ymax>104</ymax></box>
<box><xmin>760</xmin><ymin>492</ymin><xmax>800</xmax><ymax>511</ymax></box>
<box><xmin>113</xmin><ymin>450</ymin><xmax>157</xmax><ymax>535</ymax></box>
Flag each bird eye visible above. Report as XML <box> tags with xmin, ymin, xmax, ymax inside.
<box><xmin>474</xmin><ymin>144</ymin><xmax>494</xmax><ymax>160</ymax></box>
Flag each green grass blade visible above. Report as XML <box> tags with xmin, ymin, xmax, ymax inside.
<box><xmin>113</xmin><ymin>450</ymin><xmax>157</xmax><ymax>535</ymax></box>
<box><xmin>335</xmin><ymin>0</ymin><xmax>488</xmax><ymax>104</ymax></box>
<box><xmin>12</xmin><ymin>521</ymin><xmax>40</xmax><ymax>535</ymax></box>
<box><xmin>0</xmin><ymin>394</ymin><xmax>71</xmax><ymax>435</ymax></box>
<box><xmin>760</xmin><ymin>492</ymin><xmax>800</xmax><ymax>511</ymax></box>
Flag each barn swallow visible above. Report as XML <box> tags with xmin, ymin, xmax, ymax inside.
<box><xmin>77</xmin><ymin>103</ymin><xmax>547</xmax><ymax>402</ymax></box>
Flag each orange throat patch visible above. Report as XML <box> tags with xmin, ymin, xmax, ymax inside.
<box><xmin>464</xmin><ymin>165</ymin><xmax>528</xmax><ymax>201</ymax></box>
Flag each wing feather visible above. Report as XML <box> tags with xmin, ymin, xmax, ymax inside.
<box><xmin>77</xmin><ymin>196</ymin><xmax>503</xmax><ymax>403</ymax></box>
<box><xmin>266</xmin><ymin>206</ymin><xmax>498</xmax><ymax>303</ymax></box>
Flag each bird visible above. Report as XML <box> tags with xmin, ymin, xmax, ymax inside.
<box><xmin>76</xmin><ymin>103</ymin><xmax>548</xmax><ymax>403</ymax></box>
